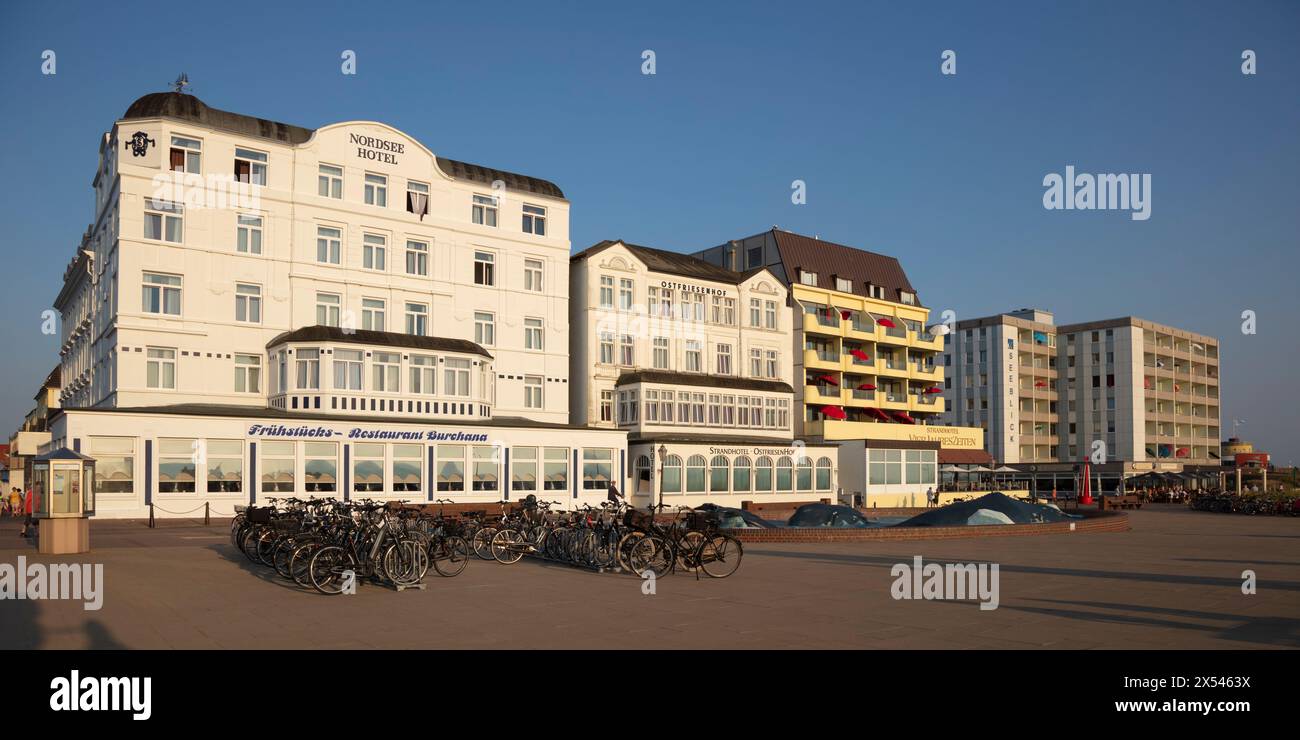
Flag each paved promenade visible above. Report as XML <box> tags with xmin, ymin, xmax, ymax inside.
<box><xmin>1</xmin><ymin>505</ymin><xmax>1296</xmax><ymax>649</ymax></box>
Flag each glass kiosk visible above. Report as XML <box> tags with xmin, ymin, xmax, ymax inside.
<box><xmin>30</xmin><ymin>448</ymin><xmax>96</xmax><ymax>554</ymax></box>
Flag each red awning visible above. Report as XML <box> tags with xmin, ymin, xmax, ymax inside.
<box><xmin>876</xmin><ymin>317</ymin><xmax>897</xmax><ymax>328</ymax></box>
<box><xmin>1175</xmin><ymin>447</ymin><xmax>1190</xmax><ymax>458</ymax></box>
<box><xmin>820</xmin><ymin>405</ymin><xmax>846</xmax><ymax>420</ymax></box>
<box><xmin>892</xmin><ymin>411</ymin><xmax>915</xmax><ymax>424</ymax></box>
<box><xmin>818</xmin><ymin>374</ymin><xmax>839</xmax><ymax>386</ymax></box>
<box><xmin>925</xmin><ymin>387</ymin><xmax>942</xmax><ymax>394</ymax></box>
<box><xmin>1034</xmin><ymin>380</ymin><xmax>1047</xmax><ymax>388</ymax></box>
<box><xmin>839</xmin><ymin>309</ymin><xmax>852</xmax><ymax>320</ymax></box>
<box><xmin>850</xmin><ymin>349</ymin><xmax>871</xmax><ymax>361</ymax></box>
<box><xmin>857</xmin><ymin>383</ymin><xmax>876</xmax><ymax>391</ymax></box>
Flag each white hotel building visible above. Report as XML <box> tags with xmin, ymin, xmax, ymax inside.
<box><xmin>49</xmin><ymin>92</ymin><xmax>625</xmax><ymax>518</ymax></box>
<box><xmin>570</xmin><ymin>241</ymin><xmax>838</xmax><ymax>507</ymax></box>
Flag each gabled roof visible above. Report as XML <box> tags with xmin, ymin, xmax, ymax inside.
<box><xmin>738</xmin><ymin>228</ymin><xmax>919</xmax><ymax>307</ymax></box>
<box><xmin>120</xmin><ymin>92</ymin><xmax>565</xmax><ymax>198</ymax></box>
<box><xmin>267</xmin><ymin>325</ymin><xmax>492</xmax><ymax>359</ymax></box>
<box><xmin>574</xmin><ymin>240</ymin><xmax>771</xmax><ymax>285</ymax></box>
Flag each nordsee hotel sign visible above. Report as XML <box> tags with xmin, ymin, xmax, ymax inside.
<box><xmin>350</xmin><ymin>133</ymin><xmax>404</xmax><ymax>164</ymax></box>
<box><xmin>247</xmin><ymin>424</ymin><xmax>488</xmax><ymax>442</ymax></box>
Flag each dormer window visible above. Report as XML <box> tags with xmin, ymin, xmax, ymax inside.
<box><xmin>799</xmin><ymin>270</ymin><xmax>818</xmax><ymax>286</ymax></box>
<box><xmin>835</xmin><ymin>276</ymin><xmax>852</xmax><ymax>293</ymax></box>
<box><xmin>900</xmin><ymin>291</ymin><xmax>916</xmax><ymax>306</ymax></box>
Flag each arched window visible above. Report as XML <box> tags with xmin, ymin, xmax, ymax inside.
<box><xmin>776</xmin><ymin>456</ymin><xmax>793</xmax><ymax>492</ymax></box>
<box><xmin>709</xmin><ymin>455</ymin><xmax>729</xmax><ymax>493</ymax></box>
<box><xmin>662</xmin><ymin>455</ymin><xmax>682</xmax><ymax>493</ymax></box>
<box><xmin>686</xmin><ymin>454</ymin><xmax>707</xmax><ymax>493</ymax></box>
<box><xmin>796</xmin><ymin>457</ymin><xmax>813</xmax><ymax>491</ymax></box>
<box><xmin>634</xmin><ymin>455</ymin><xmax>652</xmax><ymax>495</ymax></box>
<box><xmin>755</xmin><ymin>456</ymin><xmax>773</xmax><ymax>491</ymax></box>
<box><xmin>816</xmin><ymin>457</ymin><xmax>833</xmax><ymax>490</ymax></box>
<box><xmin>732</xmin><ymin>455</ymin><xmax>752</xmax><ymax>492</ymax></box>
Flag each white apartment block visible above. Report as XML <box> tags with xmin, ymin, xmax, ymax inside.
<box><xmin>943</xmin><ymin>310</ymin><xmax>1222</xmax><ymax>474</ymax></box>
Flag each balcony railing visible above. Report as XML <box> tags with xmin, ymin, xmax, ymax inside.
<box><xmin>850</xmin><ymin>389</ymin><xmax>875</xmax><ymax>400</ymax></box>
<box><xmin>884</xmin><ymin>325</ymin><xmax>907</xmax><ymax>339</ymax></box>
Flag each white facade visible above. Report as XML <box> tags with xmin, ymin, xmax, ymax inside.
<box><xmin>56</xmin><ymin>93</ymin><xmax>571</xmax><ymax>423</ymax></box>
<box><xmin>52</xmin><ymin>408</ymin><xmax>627</xmax><ymax>519</ymax></box>
<box><xmin>569</xmin><ymin>240</ymin><xmax>794</xmax><ymax>438</ymax></box>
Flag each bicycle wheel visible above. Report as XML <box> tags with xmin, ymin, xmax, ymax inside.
<box><xmin>591</xmin><ymin>529</ymin><xmax>618</xmax><ymax>569</ymax></box>
<box><xmin>697</xmin><ymin>535</ymin><xmax>743</xmax><ymax>578</ymax></box>
<box><xmin>471</xmin><ymin>527</ymin><xmax>498</xmax><ymax>560</ymax></box>
<box><xmin>629</xmin><ymin>535</ymin><xmax>673</xmax><ymax>578</ymax></box>
<box><xmin>240</xmin><ymin>527</ymin><xmax>264</xmax><ymax>564</ymax></box>
<box><xmin>289</xmin><ymin>541</ymin><xmax>320</xmax><ymax>588</ymax></box>
<box><xmin>431</xmin><ymin>536</ymin><xmax>471</xmax><ymax>577</ymax></box>
<box><xmin>675</xmin><ymin>531</ymin><xmax>707</xmax><ymax>572</ymax></box>
<box><xmin>272</xmin><ymin>537</ymin><xmax>300</xmax><ymax>579</ymax></box>
<box><xmin>308</xmin><ymin>546</ymin><xmax>354</xmax><ymax>595</ymax></box>
<box><xmin>616</xmin><ymin>531</ymin><xmax>644</xmax><ymax>573</ymax></box>
<box><xmin>256</xmin><ymin>531</ymin><xmax>282</xmax><ymax>566</ymax></box>
<box><xmin>490</xmin><ymin>529</ymin><xmax>526</xmax><ymax>564</ymax></box>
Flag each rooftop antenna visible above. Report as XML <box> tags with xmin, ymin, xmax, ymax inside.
<box><xmin>170</xmin><ymin>73</ymin><xmax>191</xmax><ymax>94</ymax></box>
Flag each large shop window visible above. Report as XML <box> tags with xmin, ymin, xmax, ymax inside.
<box><xmin>512</xmin><ymin>447</ymin><xmax>538</xmax><ymax>492</ymax></box>
<box><xmin>304</xmin><ymin>442</ymin><xmax>338</xmax><ymax>493</ymax></box>
<box><xmin>582</xmin><ymin>449</ymin><xmax>613</xmax><ymax>490</ymax></box>
<box><xmin>776</xmin><ymin>456</ymin><xmax>794</xmax><ymax>492</ymax></box>
<box><xmin>206</xmin><ymin>440</ymin><xmax>243</xmax><ymax>493</ymax></box>
<box><xmin>437</xmin><ymin>445</ymin><xmax>466</xmax><ymax>492</ymax></box>
<box><xmin>393</xmin><ymin>444</ymin><xmax>423</xmax><ymax>493</ymax></box>
<box><xmin>686</xmin><ymin>455</ymin><xmax>707</xmax><ymax>493</ymax></box>
<box><xmin>709</xmin><ymin>456</ymin><xmax>729</xmax><ymax>493</ymax></box>
<box><xmin>90</xmin><ymin>437</ymin><xmax>134</xmax><ymax>494</ymax></box>
<box><xmin>158</xmin><ymin>438</ymin><xmax>197</xmax><ymax>494</ymax></box>
<box><xmin>661</xmin><ymin>455</ymin><xmax>682</xmax><ymax>493</ymax></box>
<box><xmin>353</xmin><ymin>443</ymin><xmax>385</xmax><ymax>494</ymax></box>
<box><xmin>472</xmin><ymin>446</ymin><xmax>498</xmax><ymax>492</ymax></box>
<box><xmin>261</xmin><ymin>442</ymin><xmax>295</xmax><ymax>494</ymax></box>
<box><xmin>868</xmin><ymin>449</ymin><xmax>903</xmax><ymax>485</ymax></box>
<box><xmin>816</xmin><ymin>457</ymin><xmax>833</xmax><ymax>490</ymax></box>
<box><xmin>796</xmin><ymin>458</ymin><xmax>813</xmax><ymax>491</ymax></box>
<box><xmin>543</xmin><ymin>448</ymin><xmax>568</xmax><ymax>491</ymax></box>
<box><xmin>754</xmin><ymin>456</ymin><xmax>774</xmax><ymax>492</ymax></box>
<box><xmin>732</xmin><ymin>456</ymin><xmax>752</xmax><ymax>492</ymax></box>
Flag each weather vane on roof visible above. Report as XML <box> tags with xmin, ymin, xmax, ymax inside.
<box><xmin>170</xmin><ymin>73</ymin><xmax>191</xmax><ymax>94</ymax></box>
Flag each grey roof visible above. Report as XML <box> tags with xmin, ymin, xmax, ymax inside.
<box><xmin>616</xmin><ymin>370</ymin><xmax>794</xmax><ymax>394</ymax></box>
<box><xmin>723</xmin><ymin>228</ymin><xmax>919</xmax><ymax>307</ymax></box>
<box><xmin>267</xmin><ymin>325</ymin><xmax>492</xmax><ymax>359</ymax></box>
<box><xmin>575</xmin><ymin>240</ymin><xmax>770</xmax><ymax>285</ymax></box>
<box><xmin>121</xmin><ymin>92</ymin><xmax>565</xmax><ymax>198</ymax></box>
<box><xmin>34</xmin><ymin>448</ymin><xmax>95</xmax><ymax>462</ymax></box>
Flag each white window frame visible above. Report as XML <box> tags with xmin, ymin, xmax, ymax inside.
<box><xmin>475</xmin><ymin>312</ymin><xmax>496</xmax><ymax>347</ymax></box>
<box><xmin>405</xmin><ymin>302</ymin><xmax>429</xmax><ymax>336</ymax></box>
<box><xmin>144</xmin><ymin>199</ymin><xmax>183</xmax><ymax>243</ymax></box>
<box><xmin>472</xmin><ymin>193</ymin><xmax>499</xmax><ymax>226</ymax></box>
<box><xmin>524</xmin><ymin>375</ymin><xmax>544</xmax><ymax>409</ymax></box>
<box><xmin>234</xmin><ymin>283</ymin><xmax>261</xmax><ymax>324</ymax></box>
<box><xmin>362</xmin><ymin>233</ymin><xmax>387</xmax><ymax>272</ymax></box>
<box><xmin>146</xmin><ymin>347</ymin><xmax>177</xmax><ymax>389</ymax></box>
<box><xmin>236</xmin><ymin>213</ymin><xmax>263</xmax><ymax>254</ymax></box>
<box><xmin>142</xmin><ymin>272</ymin><xmax>182</xmax><ymax>316</ymax></box>
<box><xmin>318</xmin><ymin>163</ymin><xmax>343</xmax><ymax>199</ymax></box>
<box><xmin>405</xmin><ymin>239</ymin><xmax>429</xmax><ymax>276</ymax></box>
<box><xmin>316</xmin><ymin>292</ymin><xmax>341</xmax><ymax>327</ymax></box>
<box><xmin>524</xmin><ymin>258</ymin><xmax>544</xmax><ymax>292</ymax></box>
<box><xmin>364</xmin><ymin>172</ymin><xmax>388</xmax><ymax>207</ymax></box>
<box><xmin>524</xmin><ymin>317</ymin><xmax>544</xmax><ymax>351</ymax></box>
<box><xmin>522</xmin><ymin>204</ymin><xmax>546</xmax><ymax>235</ymax></box>
<box><xmin>316</xmin><ymin>225</ymin><xmax>342</xmax><ymax>265</ymax></box>
<box><xmin>234</xmin><ymin>147</ymin><xmax>267</xmax><ymax>185</ymax></box>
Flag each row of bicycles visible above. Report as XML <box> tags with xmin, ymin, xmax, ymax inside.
<box><xmin>230</xmin><ymin>497</ymin><xmax>472</xmax><ymax>595</ymax></box>
<box><xmin>230</xmin><ymin>495</ymin><xmax>744</xmax><ymax>594</ymax></box>
<box><xmin>465</xmin><ymin>497</ymin><xmax>743</xmax><ymax>579</ymax></box>
<box><xmin>1189</xmin><ymin>492</ymin><xmax>1300</xmax><ymax>515</ymax></box>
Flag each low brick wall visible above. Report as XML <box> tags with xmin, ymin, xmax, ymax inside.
<box><xmin>726</xmin><ymin>509</ymin><xmax>1130</xmax><ymax>542</ymax></box>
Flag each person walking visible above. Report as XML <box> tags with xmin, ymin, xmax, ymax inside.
<box><xmin>20</xmin><ymin>487</ymin><xmax>33</xmax><ymax>537</ymax></box>
<box><xmin>926</xmin><ymin>486</ymin><xmax>936</xmax><ymax>508</ymax></box>
<box><xmin>6</xmin><ymin>487</ymin><xmax>16</xmax><ymax>519</ymax></box>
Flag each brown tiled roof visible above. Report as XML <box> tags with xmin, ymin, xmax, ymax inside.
<box><xmin>575</xmin><ymin>240</ymin><xmax>768</xmax><ymax>285</ymax></box>
<box><xmin>616</xmin><ymin>370</ymin><xmax>793</xmax><ymax>394</ymax></box>
<box><xmin>267</xmin><ymin>325</ymin><xmax>492</xmax><ymax>358</ymax></box>
<box><xmin>121</xmin><ymin>92</ymin><xmax>564</xmax><ymax>198</ymax></box>
<box><xmin>764</xmin><ymin>229</ymin><xmax>919</xmax><ymax>307</ymax></box>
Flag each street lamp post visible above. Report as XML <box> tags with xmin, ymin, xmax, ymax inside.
<box><xmin>656</xmin><ymin>445</ymin><xmax>667</xmax><ymax>512</ymax></box>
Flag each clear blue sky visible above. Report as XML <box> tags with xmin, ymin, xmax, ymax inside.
<box><xmin>1</xmin><ymin>0</ymin><xmax>1297</xmax><ymax>463</ymax></box>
